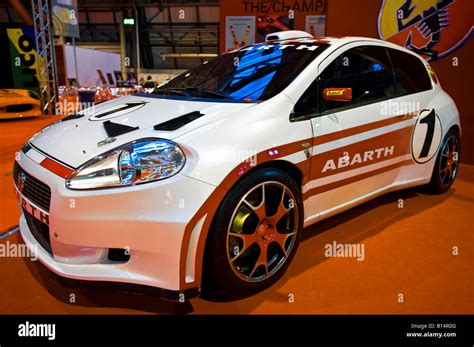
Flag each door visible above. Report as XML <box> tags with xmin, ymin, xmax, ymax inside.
<box><xmin>298</xmin><ymin>44</ymin><xmax>418</xmax><ymax>219</ymax></box>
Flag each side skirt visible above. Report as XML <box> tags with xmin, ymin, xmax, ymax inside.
<box><xmin>302</xmin><ymin>176</ymin><xmax>430</xmax><ymax>228</ymax></box>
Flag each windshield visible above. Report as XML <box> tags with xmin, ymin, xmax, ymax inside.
<box><xmin>154</xmin><ymin>41</ymin><xmax>329</xmax><ymax>102</ymax></box>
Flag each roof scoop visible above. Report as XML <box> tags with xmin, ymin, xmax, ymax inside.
<box><xmin>265</xmin><ymin>30</ymin><xmax>313</xmax><ymax>43</ymax></box>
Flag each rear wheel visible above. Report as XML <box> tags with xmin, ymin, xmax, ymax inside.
<box><xmin>203</xmin><ymin>168</ymin><xmax>303</xmax><ymax>297</ymax></box>
<box><xmin>427</xmin><ymin>128</ymin><xmax>460</xmax><ymax>194</ymax></box>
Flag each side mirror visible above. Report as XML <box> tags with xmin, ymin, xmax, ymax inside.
<box><xmin>322</xmin><ymin>87</ymin><xmax>352</xmax><ymax>102</ymax></box>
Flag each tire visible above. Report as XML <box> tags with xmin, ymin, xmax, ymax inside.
<box><xmin>427</xmin><ymin>128</ymin><xmax>460</xmax><ymax>194</ymax></box>
<box><xmin>203</xmin><ymin>168</ymin><xmax>303</xmax><ymax>298</ymax></box>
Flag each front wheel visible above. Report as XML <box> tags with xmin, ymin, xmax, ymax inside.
<box><xmin>203</xmin><ymin>168</ymin><xmax>303</xmax><ymax>298</ymax></box>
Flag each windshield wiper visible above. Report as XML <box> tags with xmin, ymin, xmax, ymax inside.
<box><xmin>152</xmin><ymin>88</ymin><xmax>186</xmax><ymax>96</ymax></box>
<box><xmin>171</xmin><ymin>87</ymin><xmax>231</xmax><ymax>100</ymax></box>
<box><xmin>153</xmin><ymin>87</ymin><xmax>232</xmax><ymax>100</ymax></box>
<box><xmin>182</xmin><ymin>87</ymin><xmax>232</xmax><ymax>100</ymax></box>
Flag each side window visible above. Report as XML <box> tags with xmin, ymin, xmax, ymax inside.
<box><xmin>293</xmin><ymin>79</ymin><xmax>318</xmax><ymax>116</ymax></box>
<box><xmin>387</xmin><ymin>48</ymin><xmax>432</xmax><ymax>96</ymax></box>
<box><xmin>317</xmin><ymin>46</ymin><xmax>395</xmax><ymax>113</ymax></box>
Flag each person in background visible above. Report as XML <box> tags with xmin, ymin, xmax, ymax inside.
<box><xmin>144</xmin><ymin>75</ymin><xmax>155</xmax><ymax>88</ymax></box>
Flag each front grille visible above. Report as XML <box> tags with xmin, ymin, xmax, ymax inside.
<box><xmin>13</xmin><ymin>162</ymin><xmax>51</xmax><ymax>212</ymax></box>
<box><xmin>22</xmin><ymin>208</ymin><xmax>52</xmax><ymax>256</ymax></box>
<box><xmin>6</xmin><ymin>104</ymin><xmax>33</xmax><ymax>113</ymax></box>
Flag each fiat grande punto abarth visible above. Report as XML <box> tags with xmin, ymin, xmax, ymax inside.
<box><xmin>14</xmin><ymin>31</ymin><xmax>460</xmax><ymax>298</ymax></box>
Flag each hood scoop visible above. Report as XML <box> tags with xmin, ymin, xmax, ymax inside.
<box><xmin>103</xmin><ymin>120</ymin><xmax>139</xmax><ymax>138</ymax></box>
<box><xmin>154</xmin><ymin>111</ymin><xmax>204</xmax><ymax>131</ymax></box>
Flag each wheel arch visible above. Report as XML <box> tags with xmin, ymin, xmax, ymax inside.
<box><xmin>448</xmin><ymin>124</ymin><xmax>461</xmax><ymax>137</ymax></box>
<box><xmin>199</xmin><ymin>159</ymin><xmax>305</xmax><ymax>282</ymax></box>
<box><xmin>195</xmin><ymin>159</ymin><xmax>305</xmax><ymax>291</ymax></box>
<box><xmin>203</xmin><ymin>158</ymin><xmax>304</xmax><ymax>241</ymax></box>
<box><xmin>238</xmin><ymin>159</ymin><xmax>304</xmax><ymax>188</ymax></box>
<box><xmin>180</xmin><ymin>156</ymin><xmax>308</xmax><ymax>291</ymax></box>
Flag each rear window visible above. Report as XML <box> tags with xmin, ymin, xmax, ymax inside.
<box><xmin>387</xmin><ymin>48</ymin><xmax>432</xmax><ymax>96</ymax></box>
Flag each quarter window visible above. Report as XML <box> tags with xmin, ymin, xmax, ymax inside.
<box><xmin>387</xmin><ymin>48</ymin><xmax>432</xmax><ymax>96</ymax></box>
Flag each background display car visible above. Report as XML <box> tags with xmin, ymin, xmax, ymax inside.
<box><xmin>13</xmin><ymin>31</ymin><xmax>460</xmax><ymax>299</ymax></box>
<box><xmin>0</xmin><ymin>89</ymin><xmax>41</xmax><ymax>119</ymax></box>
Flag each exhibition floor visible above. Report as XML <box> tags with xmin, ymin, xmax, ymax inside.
<box><xmin>0</xmin><ymin>117</ymin><xmax>472</xmax><ymax>314</ymax></box>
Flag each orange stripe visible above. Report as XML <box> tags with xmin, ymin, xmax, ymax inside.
<box><xmin>314</xmin><ymin>113</ymin><xmax>417</xmax><ymax>145</ymax></box>
<box><xmin>310</xmin><ymin>125</ymin><xmax>414</xmax><ymax>180</ymax></box>
<box><xmin>303</xmin><ymin>159</ymin><xmax>413</xmax><ymax>200</ymax></box>
<box><xmin>40</xmin><ymin>158</ymin><xmax>74</xmax><ymax>178</ymax></box>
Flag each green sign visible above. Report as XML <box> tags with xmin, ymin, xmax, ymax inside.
<box><xmin>123</xmin><ymin>18</ymin><xmax>135</xmax><ymax>25</ymax></box>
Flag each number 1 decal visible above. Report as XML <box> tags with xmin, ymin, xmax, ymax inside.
<box><xmin>412</xmin><ymin>109</ymin><xmax>442</xmax><ymax>164</ymax></box>
<box><xmin>419</xmin><ymin>110</ymin><xmax>436</xmax><ymax>158</ymax></box>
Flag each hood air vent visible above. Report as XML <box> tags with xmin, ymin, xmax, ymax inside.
<box><xmin>154</xmin><ymin>111</ymin><xmax>204</xmax><ymax>131</ymax></box>
<box><xmin>103</xmin><ymin>120</ymin><xmax>139</xmax><ymax>137</ymax></box>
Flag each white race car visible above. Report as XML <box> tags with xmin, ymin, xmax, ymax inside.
<box><xmin>14</xmin><ymin>31</ymin><xmax>460</xmax><ymax>299</ymax></box>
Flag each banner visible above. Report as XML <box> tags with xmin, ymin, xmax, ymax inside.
<box><xmin>52</xmin><ymin>0</ymin><xmax>79</xmax><ymax>38</ymax></box>
<box><xmin>305</xmin><ymin>15</ymin><xmax>325</xmax><ymax>36</ymax></box>
<box><xmin>225</xmin><ymin>16</ymin><xmax>256</xmax><ymax>51</ymax></box>
<box><xmin>220</xmin><ymin>0</ymin><xmax>327</xmax><ymax>52</ymax></box>
<box><xmin>6</xmin><ymin>26</ymin><xmax>40</xmax><ymax>93</ymax></box>
<box><xmin>378</xmin><ymin>0</ymin><xmax>473</xmax><ymax>60</ymax></box>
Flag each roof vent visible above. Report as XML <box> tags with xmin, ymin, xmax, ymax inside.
<box><xmin>265</xmin><ymin>30</ymin><xmax>313</xmax><ymax>43</ymax></box>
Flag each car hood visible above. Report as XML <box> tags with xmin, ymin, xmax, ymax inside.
<box><xmin>29</xmin><ymin>95</ymin><xmax>253</xmax><ymax>168</ymax></box>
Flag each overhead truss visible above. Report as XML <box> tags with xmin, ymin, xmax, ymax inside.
<box><xmin>31</xmin><ymin>0</ymin><xmax>58</xmax><ymax>115</ymax></box>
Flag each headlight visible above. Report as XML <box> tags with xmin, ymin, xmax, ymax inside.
<box><xmin>65</xmin><ymin>138</ymin><xmax>185</xmax><ymax>190</ymax></box>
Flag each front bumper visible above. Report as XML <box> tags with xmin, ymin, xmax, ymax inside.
<box><xmin>16</xmin><ymin>148</ymin><xmax>215</xmax><ymax>293</ymax></box>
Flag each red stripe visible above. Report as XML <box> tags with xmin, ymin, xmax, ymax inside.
<box><xmin>302</xmin><ymin>159</ymin><xmax>413</xmax><ymax>200</ymax></box>
<box><xmin>310</xmin><ymin>125</ymin><xmax>414</xmax><ymax>180</ymax></box>
<box><xmin>314</xmin><ymin>113</ymin><xmax>417</xmax><ymax>145</ymax></box>
<box><xmin>40</xmin><ymin>158</ymin><xmax>74</xmax><ymax>178</ymax></box>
